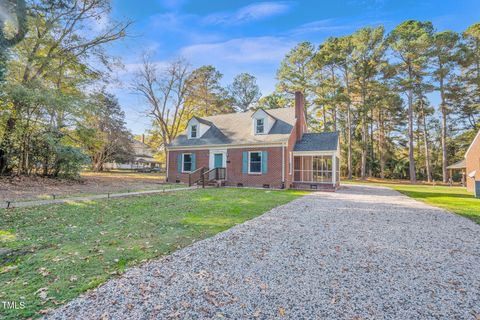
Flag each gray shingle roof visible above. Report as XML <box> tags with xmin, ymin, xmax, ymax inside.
<box><xmin>446</xmin><ymin>159</ymin><xmax>466</xmax><ymax>170</ymax></box>
<box><xmin>168</xmin><ymin>108</ymin><xmax>296</xmax><ymax>148</ymax></box>
<box><xmin>293</xmin><ymin>132</ymin><xmax>339</xmax><ymax>152</ymax></box>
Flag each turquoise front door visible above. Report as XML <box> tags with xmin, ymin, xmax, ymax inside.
<box><xmin>214</xmin><ymin>153</ymin><xmax>223</xmax><ymax>168</ymax></box>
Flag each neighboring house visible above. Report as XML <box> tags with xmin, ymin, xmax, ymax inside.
<box><xmin>465</xmin><ymin>129</ymin><xmax>480</xmax><ymax>194</ymax></box>
<box><xmin>104</xmin><ymin>137</ymin><xmax>162</xmax><ymax>171</ymax></box>
<box><xmin>166</xmin><ymin>92</ymin><xmax>340</xmax><ymax>189</ymax></box>
<box><xmin>446</xmin><ymin>159</ymin><xmax>466</xmax><ymax>186</ymax></box>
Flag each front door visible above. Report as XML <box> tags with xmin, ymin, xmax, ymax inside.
<box><xmin>214</xmin><ymin>153</ymin><xmax>223</xmax><ymax>168</ymax></box>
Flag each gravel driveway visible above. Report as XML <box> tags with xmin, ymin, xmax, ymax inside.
<box><xmin>47</xmin><ymin>185</ymin><xmax>480</xmax><ymax>320</ymax></box>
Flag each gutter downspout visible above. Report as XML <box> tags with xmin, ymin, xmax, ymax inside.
<box><xmin>166</xmin><ymin>149</ymin><xmax>169</xmax><ymax>182</ymax></box>
<box><xmin>282</xmin><ymin>143</ymin><xmax>285</xmax><ymax>188</ymax></box>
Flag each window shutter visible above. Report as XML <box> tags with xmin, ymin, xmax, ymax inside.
<box><xmin>242</xmin><ymin>152</ymin><xmax>248</xmax><ymax>174</ymax></box>
<box><xmin>191</xmin><ymin>153</ymin><xmax>196</xmax><ymax>171</ymax></box>
<box><xmin>261</xmin><ymin>151</ymin><xmax>268</xmax><ymax>174</ymax></box>
<box><xmin>177</xmin><ymin>153</ymin><xmax>182</xmax><ymax>173</ymax></box>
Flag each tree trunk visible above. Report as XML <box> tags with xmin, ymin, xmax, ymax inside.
<box><xmin>361</xmin><ymin>112</ymin><xmax>367</xmax><ymax>179</ymax></box>
<box><xmin>361</xmin><ymin>83</ymin><xmax>367</xmax><ymax>180</ymax></box>
<box><xmin>0</xmin><ymin>117</ymin><xmax>16</xmax><ymax>175</ymax></box>
<box><xmin>369</xmin><ymin>108</ymin><xmax>374</xmax><ymax>177</ymax></box>
<box><xmin>420</xmin><ymin>101</ymin><xmax>432</xmax><ymax>182</ymax></box>
<box><xmin>344</xmin><ymin>68</ymin><xmax>352</xmax><ymax>180</ymax></box>
<box><xmin>347</xmin><ymin>102</ymin><xmax>352</xmax><ymax>180</ymax></box>
<box><xmin>331</xmin><ymin>67</ymin><xmax>337</xmax><ymax>132</ymax></box>
<box><xmin>379</xmin><ymin>109</ymin><xmax>386</xmax><ymax>179</ymax></box>
<box><xmin>439</xmin><ymin>77</ymin><xmax>448</xmax><ymax>183</ymax></box>
<box><xmin>407</xmin><ymin>70</ymin><xmax>416</xmax><ymax>183</ymax></box>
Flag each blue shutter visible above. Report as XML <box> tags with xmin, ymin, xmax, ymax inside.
<box><xmin>261</xmin><ymin>151</ymin><xmax>268</xmax><ymax>174</ymax></box>
<box><xmin>191</xmin><ymin>153</ymin><xmax>196</xmax><ymax>171</ymax></box>
<box><xmin>242</xmin><ymin>152</ymin><xmax>248</xmax><ymax>174</ymax></box>
<box><xmin>177</xmin><ymin>153</ymin><xmax>182</xmax><ymax>173</ymax></box>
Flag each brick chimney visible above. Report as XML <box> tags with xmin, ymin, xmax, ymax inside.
<box><xmin>294</xmin><ymin>91</ymin><xmax>305</xmax><ymax>141</ymax></box>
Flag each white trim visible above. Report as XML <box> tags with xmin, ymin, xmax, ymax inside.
<box><xmin>167</xmin><ymin>143</ymin><xmax>284</xmax><ymax>151</ymax></box>
<box><xmin>466</xmin><ymin>130</ymin><xmax>480</xmax><ymax>157</ymax></box>
<box><xmin>166</xmin><ymin>150</ymin><xmax>169</xmax><ymax>178</ymax></box>
<box><xmin>292</xmin><ymin>151</ymin><xmax>336</xmax><ymax>156</ymax></box>
<box><xmin>289</xmin><ymin>151</ymin><xmax>293</xmax><ymax>175</ymax></box>
<box><xmin>281</xmin><ymin>144</ymin><xmax>285</xmax><ymax>183</ymax></box>
<box><xmin>181</xmin><ymin>153</ymin><xmax>192</xmax><ymax>173</ymax></box>
<box><xmin>255</xmin><ymin>118</ymin><xmax>266</xmax><ymax>135</ymax></box>
<box><xmin>332</xmin><ymin>154</ymin><xmax>336</xmax><ymax>185</ymax></box>
<box><xmin>248</xmin><ymin>151</ymin><xmax>263</xmax><ymax>174</ymax></box>
<box><xmin>189</xmin><ymin>124</ymin><xmax>198</xmax><ymax>139</ymax></box>
<box><xmin>209</xmin><ymin>149</ymin><xmax>227</xmax><ymax>169</ymax></box>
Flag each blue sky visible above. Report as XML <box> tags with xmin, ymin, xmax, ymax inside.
<box><xmin>105</xmin><ymin>0</ymin><xmax>480</xmax><ymax>134</ymax></box>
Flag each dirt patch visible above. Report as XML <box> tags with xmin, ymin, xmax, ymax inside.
<box><xmin>0</xmin><ymin>171</ymin><xmax>166</xmax><ymax>202</ymax></box>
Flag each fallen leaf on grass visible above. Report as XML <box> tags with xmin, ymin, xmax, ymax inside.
<box><xmin>35</xmin><ymin>287</ymin><xmax>48</xmax><ymax>301</ymax></box>
<box><xmin>38</xmin><ymin>267</ymin><xmax>50</xmax><ymax>277</ymax></box>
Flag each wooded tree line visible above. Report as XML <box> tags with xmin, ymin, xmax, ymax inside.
<box><xmin>2</xmin><ymin>3</ymin><xmax>478</xmax><ymax>183</ymax></box>
<box><xmin>0</xmin><ymin>0</ymin><xmax>134</xmax><ymax>176</ymax></box>
<box><xmin>274</xmin><ymin>21</ymin><xmax>480</xmax><ymax>183</ymax></box>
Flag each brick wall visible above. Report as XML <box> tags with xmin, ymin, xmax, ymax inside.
<box><xmin>167</xmin><ymin>147</ymin><xmax>285</xmax><ymax>188</ymax></box>
<box><xmin>226</xmin><ymin>147</ymin><xmax>284</xmax><ymax>188</ymax></box>
<box><xmin>466</xmin><ymin>132</ymin><xmax>480</xmax><ymax>192</ymax></box>
<box><xmin>167</xmin><ymin>149</ymin><xmax>209</xmax><ymax>184</ymax></box>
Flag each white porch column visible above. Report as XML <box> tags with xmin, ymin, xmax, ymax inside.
<box><xmin>332</xmin><ymin>154</ymin><xmax>336</xmax><ymax>185</ymax></box>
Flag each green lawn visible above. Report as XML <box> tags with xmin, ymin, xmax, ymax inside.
<box><xmin>0</xmin><ymin>188</ymin><xmax>307</xmax><ymax>319</ymax></box>
<box><xmin>343</xmin><ymin>180</ymin><xmax>480</xmax><ymax>224</ymax></box>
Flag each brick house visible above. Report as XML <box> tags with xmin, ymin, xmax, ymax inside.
<box><xmin>166</xmin><ymin>92</ymin><xmax>340</xmax><ymax>190</ymax></box>
<box><xmin>465</xmin><ymin>129</ymin><xmax>480</xmax><ymax>195</ymax></box>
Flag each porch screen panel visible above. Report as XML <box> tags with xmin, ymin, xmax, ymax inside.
<box><xmin>294</xmin><ymin>155</ymin><xmax>334</xmax><ymax>183</ymax></box>
<box><xmin>294</xmin><ymin>156</ymin><xmax>301</xmax><ymax>181</ymax></box>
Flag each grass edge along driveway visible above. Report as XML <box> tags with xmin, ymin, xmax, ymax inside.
<box><xmin>343</xmin><ymin>180</ymin><xmax>480</xmax><ymax>224</ymax></box>
<box><xmin>0</xmin><ymin>188</ymin><xmax>308</xmax><ymax>319</ymax></box>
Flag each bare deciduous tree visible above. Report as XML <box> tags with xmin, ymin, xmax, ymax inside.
<box><xmin>132</xmin><ymin>55</ymin><xmax>192</xmax><ymax>154</ymax></box>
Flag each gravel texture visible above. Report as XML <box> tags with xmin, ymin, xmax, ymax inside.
<box><xmin>46</xmin><ymin>185</ymin><xmax>480</xmax><ymax>320</ymax></box>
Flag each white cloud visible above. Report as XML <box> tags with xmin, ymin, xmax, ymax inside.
<box><xmin>290</xmin><ymin>19</ymin><xmax>354</xmax><ymax>35</ymax></box>
<box><xmin>203</xmin><ymin>1</ymin><xmax>293</xmax><ymax>25</ymax></box>
<box><xmin>180</xmin><ymin>36</ymin><xmax>294</xmax><ymax>64</ymax></box>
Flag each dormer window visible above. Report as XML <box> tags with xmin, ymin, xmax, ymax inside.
<box><xmin>190</xmin><ymin>125</ymin><xmax>197</xmax><ymax>138</ymax></box>
<box><xmin>255</xmin><ymin>118</ymin><xmax>265</xmax><ymax>134</ymax></box>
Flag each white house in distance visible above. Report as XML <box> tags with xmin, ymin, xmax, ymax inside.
<box><xmin>104</xmin><ymin>136</ymin><xmax>162</xmax><ymax>171</ymax></box>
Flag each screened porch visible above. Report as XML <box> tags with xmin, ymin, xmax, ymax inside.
<box><xmin>292</xmin><ymin>154</ymin><xmax>340</xmax><ymax>188</ymax></box>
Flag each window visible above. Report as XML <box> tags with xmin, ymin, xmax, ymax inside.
<box><xmin>182</xmin><ymin>154</ymin><xmax>192</xmax><ymax>172</ymax></box>
<box><xmin>249</xmin><ymin>152</ymin><xmax>262</xmax><ymax>173</ymax></box>
<box><xmin>190</xmin><ymin>125</ymin><xmax>197</xmax><ymax>138</ymax></box>
<box><xmin>255</xmin><ymin>118</ymin><xmax>264</xmax><ymax>134</ymax></box>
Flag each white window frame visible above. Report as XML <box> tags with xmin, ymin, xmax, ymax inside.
<box><xmin>182</xmin><ymin>153</ymin><xmax>193</xmax><ymax>173</ymax></box>
<box><xmin>255</xmin><ymin>118</ymin><xmax>265</xmax><ymax>135</ymax></box>
<box><xmin>189</xmin><ymin>125</ymin><xmax>198</xmax><ymax>139</ymax></box>
<box><xmin>248</xmin><ymin>151</ymin><xmax>262</xmax><ymax>174</ymax></box>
